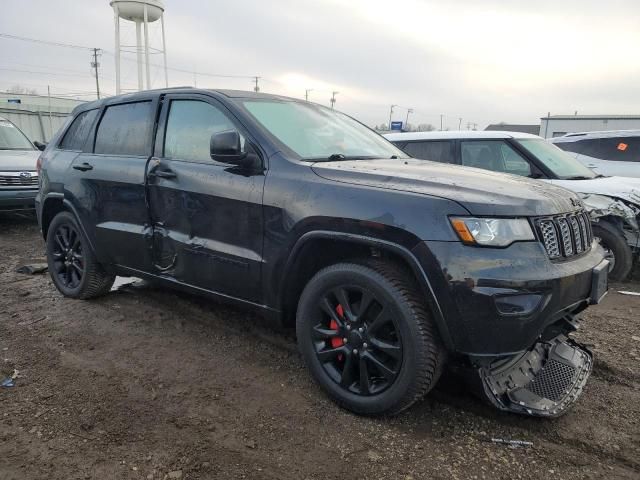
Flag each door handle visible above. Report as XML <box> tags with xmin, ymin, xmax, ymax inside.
<box><xmin>72</xmin><ymin>162</ymin><xmax>93</xmax><ymax>172</ymax></box>
<box><xmin>152</xmin><ymin>169</ymin><xmax>177</xmax><ymax>179</ymax></box>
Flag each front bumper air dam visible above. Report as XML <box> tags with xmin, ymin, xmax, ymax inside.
<box><xmin>478</xmin><ymin>333</ymin><xmax>592</xmax><ymax>417</ymax></box>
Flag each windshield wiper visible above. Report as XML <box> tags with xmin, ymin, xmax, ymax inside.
<box><xmin>563</xmin><ymin>175</ymin><xmax>593</xmax><ymax>180</ymax></box>
<box><xmin>304</xmin><ymin>154</ymin><xmax>382</xmax><ymax>162</ymax></box>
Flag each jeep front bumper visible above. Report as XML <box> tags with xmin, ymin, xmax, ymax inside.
<box><xmin>477</xmin><ymin>329</ymin><xmax>592</xmax><ymax>417</ymax></box>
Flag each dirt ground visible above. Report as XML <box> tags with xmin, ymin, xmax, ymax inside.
<box><xmin>0</xmin><ymin>213</ymin><xmax>638</xmax><ymax>480</ymax></box>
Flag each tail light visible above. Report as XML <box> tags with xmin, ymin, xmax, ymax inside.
<box><xmin>36</xmin><ymin>153</ymin><xmax>43</xmax><ymax>174</ymax></box>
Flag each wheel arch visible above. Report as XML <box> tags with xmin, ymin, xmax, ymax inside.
<box><xmin>41</xmin><ymin>196</ymin><xmax>98</xmax><ymax>258</ymax></box>
<box><xmin>279</xmin><ymin>231</ymin><xmax>454</xmax><ymax>350</ymax></box>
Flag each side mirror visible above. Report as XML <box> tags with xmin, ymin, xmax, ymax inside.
<box><xmin>34</xmin><ymin>141</ymin><xmax>47</xmax><ymax>151</ymax></box>
<box><xmin>210</xmin><ymin>130</ymin><xmax>246</xmax><ymax>163</ymax></box>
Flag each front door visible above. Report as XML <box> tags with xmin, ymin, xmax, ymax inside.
<box><xmin>146</xmin><ymin>94</ymin><xmax>265</xmax><ymax>302</ymax></box>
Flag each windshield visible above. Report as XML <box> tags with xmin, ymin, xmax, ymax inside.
<box><xmin>515</xmin><ymin>139</ymin><xmax>596</xmax><ymax>179</ymax></box>
<box><xmin>0</xmin><ymin>119</ymin><xmax>34</xmax><ymax>150</ymax></box>
<box><xmin>240</xmin><ymin>100</ymin><xmax>407</xmax><ymax>161</ymax></box>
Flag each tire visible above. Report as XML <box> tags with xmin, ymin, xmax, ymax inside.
<box><xmin>593</xmin><ymin>221</ymin><xmax>633</xmax><ymax>282</ymax></box>
<box><xmin>45</xmin><ymin>211</ymin><xmax>115</xmax><ymax>299</ymax></box>
<box><xmin>296</xmin><ymin>260</ymin><xmax>445</xmax><ymax>416</ymax></box>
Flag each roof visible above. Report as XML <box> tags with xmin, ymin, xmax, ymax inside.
<box><xmin>541</xmin><ymin>114</ymin><xmax>640</xmax><ymax>120</ymax></box>
<box><xmin>71</xmin><ymin>87</ymin><xmax>308</xmax><ymax>115</ymax></box>
<box><xmin>484</xmin><ymin>123</ymin><xmax>539</xmax><ymax>135</ymax></box>
<box><xmin>383</xmin><ymin>130</ymin><xmax>540</xmax><ymax>141</ymax></box>
<box><xmin>549</xmin><ymin>129</ymin><xmax>640</xmax><ymax>143</ymax></box>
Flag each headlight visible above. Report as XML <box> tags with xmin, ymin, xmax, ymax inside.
<box><xmin>450</xmin><ymin>217</ymin><xmax>534</xmax><ymax>247</ymax></box>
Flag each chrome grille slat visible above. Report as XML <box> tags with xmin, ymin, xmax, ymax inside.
<box><xmin>537</xmin><ymin>210</ymin><xmax>592</xmax><ymax>260</ymax></box>
<box><xmin>556</xmin><ymin>218</ymin><xmax>573</xmax><ymax>256</ymax></box>
<box><xmin>0</xmin><ymin>172</ymin><xmax>39</xmax><ymax>187</ymax></box>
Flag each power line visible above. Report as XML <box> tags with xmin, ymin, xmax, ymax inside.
<box><xmin>0</xmin><ymin>33</ymin><xmax>92</xmax><ymax>50</ymax></box>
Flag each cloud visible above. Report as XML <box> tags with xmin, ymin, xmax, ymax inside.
<box><xmin>0</xmin><ymin>0</ymin><xmax>638</xmax><ymax>128</ymax></box>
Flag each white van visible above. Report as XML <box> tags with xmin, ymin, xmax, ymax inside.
<box><xmin>385</xmin><ymin>130</ymin><xmax>640</xmax><ymax>281</ymax></box>
<box><xmin>550</xmin><ymin>130</ymin><xmax>640</xmax><ymax>178</ymax></box>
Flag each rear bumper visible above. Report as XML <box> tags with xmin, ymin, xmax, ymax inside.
<box><xmin>0</xmin><ymin>189</ymin><xmax>37</xmax><ymax>211</ymax></box>
<box><xmin>413</xmin><ymin>240</ymin><xmax>607</xmax><ymax>355</ymax></box>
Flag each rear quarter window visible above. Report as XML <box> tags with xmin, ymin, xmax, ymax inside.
<box><xmin>59</xmin><ymin>109</ymin><xmax>98</xmax><ymax>151</ymax></box>
<box><xmin>557</xmin><ymin>137</ymin><xmax>640</xmax><ymax>162</ymax></box>
<box><xmin>94</xmin><ymin>101</ymin><xmax>153</xmax><ymax>156</ymax></box>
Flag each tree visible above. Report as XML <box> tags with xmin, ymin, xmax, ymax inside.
<box><xmin>6</xmin><ymin>84</ymin><xmax>39</xmax><ymax>95</ymax></box>
<box><xmin>416</xmin><ymin>123</ymin><xmax>435</xmax><ymax>132</ymax></box>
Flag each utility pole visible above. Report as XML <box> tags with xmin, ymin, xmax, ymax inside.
<box><xmin>388</xmin><ymin>105</ymin><xmax>397</xmax><ymax>130</ymax></box>
<box><xmin>253</xmin><ymin>76</ymin><xmax>260</xmax><ymax>92</ymax></box>
<box><xmin>458</xmin><ymin>117</ymin><xmax>462</xmax><ymax>129</ymax></box>
<box><xmin>440</xmin><ymin>114</ymin><xmax>444</xmax><ymax>131</ymax></box>
<box><xmin>330</xmin><ymin>91</ymin><xmax>339</xmax><ymax>109</ymax></box>
<box><xmin>91</xmin><ymin>48</ymin><xmax>101</xmax><ymax>99</ymax></box>
<box><xmin>305</xmin><ymin>89</ymin><xmax>313</xmax><ymax>101</ymax></box>
<box><xmin>405</xmin><ymin>108</ymin><xmax>413</xmax><ymax>129</ymax></box>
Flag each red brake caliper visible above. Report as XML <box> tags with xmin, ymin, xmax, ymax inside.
<box><xmin>330</xmin><ymin>305</ymin><xmax>345</xmax><ymax>361</ymax></box>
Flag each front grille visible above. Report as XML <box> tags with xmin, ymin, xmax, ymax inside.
<box><xmin>536</xmin><ymin>211</ymin><xmax>592</xmax><ymax>260</ymax></box>
<box><xmin>0</xmin><ymin>171</ymin><xmax>39</xmax><ymax>188</ymax></box>
<box><xmin>526</xmin><ymin>359</ymin><xmax>576</xmax><ymax>401</ymax></box>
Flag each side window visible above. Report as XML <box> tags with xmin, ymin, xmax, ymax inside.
<box><xmin>403</xmin><ymin>141</ymin><xmax>454</xmax><ymax>163</ymax></box>
<box><xmin>461</xmin><ymin>140</ymin><xmax>531</xmax><ymax>176</ymax></box>
<box><xmin>598</xmin><ymin>137</ymin><xmax>640</xmax><ymax>162</ymax></box>
<box><xmin>164</xmin><ymin>100</ymin><xmax>240</xmax><ymax>162</ymax></box>
<box><xmin>59</xmin><ymin>110</ymin><xmax>98</xmax><ymax>151</ymax></box>
<box><xmin>94</xmin><ymin>101</ymin><xmax>153</xmax><ymax>156</ymax></box>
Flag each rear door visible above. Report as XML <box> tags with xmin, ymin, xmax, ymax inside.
<box><xmin>67</xmin><ymin>96</ymin><xmax>158</xmax><ymax>271</ymax></box>
<box><xmin>147</xmin><ymin>94</ymin><xmax>265</xmax><ymax>302</ymax></box>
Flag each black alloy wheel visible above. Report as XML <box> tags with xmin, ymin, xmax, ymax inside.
<box><xmin>51</xmin><ymin>223</ymin><xmax>85</xmax><ymax>289</ymax></box>
<box><xmin>297</xmin><ymin>261</ymin><xmax>445</xmax><ymax>416</ymax></box>
<box><xmin>46</xmin><ymin>211</ymin><xmax>115</xmax><ymax>299</ymax></box>
<box><xmin>312</xmin><ymin>285</ymin><xmax>403</xmax><ymax>396</ymax></box>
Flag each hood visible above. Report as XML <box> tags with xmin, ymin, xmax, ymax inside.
<box><xmin>311</xmin><ymin>158</ymin><xmax>583</xmax><ymax>216</ymax></box>
<box><xmin>0</xmin><ymin>149</ymin><xmax>40</xmax><ymax>171</ymax></box>
<box><xmin>548</xmin><ymin>176</ymin><xmax>640</xmax><ymax>206</ymax></box>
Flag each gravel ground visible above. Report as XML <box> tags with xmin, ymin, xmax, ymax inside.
<box><xmin>0</xmin><ymin>213</ymin><xmax>638</xmax><ymax>480</ymax></box>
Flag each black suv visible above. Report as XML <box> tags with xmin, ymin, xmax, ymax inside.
<box><xmin>36</xmin><ymin>88</ymin><xmax>608</xmax><ymax>417</ymax></box>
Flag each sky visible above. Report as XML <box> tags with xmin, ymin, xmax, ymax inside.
<box><xmin>0</xmin><ymin>0</ymin><xmax>638</xmax><ymax>129</ymax></box>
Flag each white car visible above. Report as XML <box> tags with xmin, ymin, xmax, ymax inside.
<box><xmin>384</xmin><ymin>130</ymin><xmax>640</xmax><ymax>281</ymax></box>
<box><xmin>550</xmin><ymin>130</ymin><xmax>640</xmax><ymax>178</ymax></box>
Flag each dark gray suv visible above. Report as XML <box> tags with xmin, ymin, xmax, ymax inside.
<box><xmin>37</xmin><ymin>88</ymin><xmax>608</xmax><ymax>417</ymax></box>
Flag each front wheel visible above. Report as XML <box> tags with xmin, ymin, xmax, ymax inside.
<box><xmin>593</xmin><ymin>221</ymin><xmax>633</xmax><ymax>281</ymax></box>
<box><xmin>46</xmin><ymin>211</ymin><xmax>115</xmax><ymax>299</ymax></box>
<box><xmin>296</xmin><ymin>260</ymin><xmax>445</xmax><ymax>416</ymax></box>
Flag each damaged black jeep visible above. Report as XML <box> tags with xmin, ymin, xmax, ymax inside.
<box><xmin>36</xmin><ymin>88</ymin><xmax>608</xmax><ymax>417</ymax></box>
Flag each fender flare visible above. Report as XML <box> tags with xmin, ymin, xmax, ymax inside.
<box><xmin>282</xmin><ymin>230</ymin><xmax>454</xmax><ymax>351</ymax></box>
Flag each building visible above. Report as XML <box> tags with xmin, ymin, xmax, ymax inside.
<box><xmin>539</xmin><ymin>115</ymin><xmax>640</xmax><ymax>139</ymax></box>
<box><xmin>0</xmin><ymin>92</ymin><xmax>86</xmax><ymax>142</ymax></box>
<box><xmin>485</xmin><ymin>123</ymin><xmax>539</xmax><ymax>135</ymax></box>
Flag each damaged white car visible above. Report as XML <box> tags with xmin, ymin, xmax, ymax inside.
<box><xmin>384</xmin><ymin>131</ymin><xmax>640</xmax><ymax>280</ymax></box>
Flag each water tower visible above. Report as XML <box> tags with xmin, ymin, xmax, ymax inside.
<box><xmin>110</xmin><ymin>0</ymin><xmax>168</xmax><ymax>94</ymax></box>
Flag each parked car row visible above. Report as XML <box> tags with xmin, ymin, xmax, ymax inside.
<box><xmin>33</xmin><ymin>88</ymin><xmax>608</xmax><ymax>419</ymax></box>
<box><xmin>385</xmin><ymin>131</ymin><xmax>640</xmax><ymax>281</ymax></box>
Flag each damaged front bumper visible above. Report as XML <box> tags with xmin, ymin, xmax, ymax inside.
<box><xmin>476</xmin><ymin>320</ymin><xmax>592</xmax><ymax>417</ymax></box>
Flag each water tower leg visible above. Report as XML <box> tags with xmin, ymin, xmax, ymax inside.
<box><xmin>114</xmin><ymin>5</ymin><xmax>121</xmax><ymax>95</ymax></box>
<box><xmin>161</xmin><ymin>14</ymin><xmax>168</xmax><ymax>88</ymax></box>
<box><xmin>143</xmin><ymin>4</ymin><xmax>151</xmax><ymax>90</ymax></box>
<box><xmin>135</xmin><ymin>21</ymin><xmax>143</xmax><ymax>91</ymax></box>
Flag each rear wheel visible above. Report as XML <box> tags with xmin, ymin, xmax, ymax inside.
<box><xmin>296</xmin><ymin>260</ymin><xmax>445</xmax><ymax>415</ymax></box>
<box><xmin>46</xmin><ymin>211</ymin><xmax>115</xmax><ymax>299</ymax></box>
<box><xmin>593</xmin><ymin>221</ymin><xmax>632</xmax><ymax>281</ymax></box>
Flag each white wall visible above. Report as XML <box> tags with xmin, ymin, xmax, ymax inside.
<box><xmin>540</xmin><ymin>117</ymin><xmax>640</xmax><ymax>138</ymax></box>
